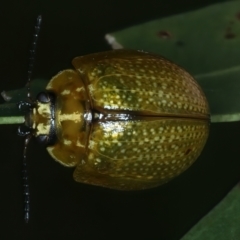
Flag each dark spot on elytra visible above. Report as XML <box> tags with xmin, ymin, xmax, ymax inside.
<box><xmin>185</xmin><ymin>148</ymin><xmax>191</xmax><ymax>155</ymax></box>
<box><xmin>157</xmin><ymin>30</ymin><xmax>171</xmax><ymax>39</ymax></box>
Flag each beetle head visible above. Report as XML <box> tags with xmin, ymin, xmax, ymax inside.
<box><xmin>21</xmin><ymin>91</ymin><xmax>57</xmax><ymax>146</ymax></box>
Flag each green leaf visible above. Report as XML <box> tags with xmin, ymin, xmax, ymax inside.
<box><xmin>105</xmin><ymin>0</ymin><xmax>240</xmax><ymax>123</ymax></box>
<box><xmin>1</xmin><ymin>78</ymin><xmax>48</xmax><ymax>103</ymax></box>
<box><xmin>180</xmin><ymin>183</ymin><xmax>240</xmax><ymax>240</ymax></box>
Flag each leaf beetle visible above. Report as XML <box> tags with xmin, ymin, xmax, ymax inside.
<box><xmin>28</xmin><ymin>49</ymin><xmax>210</xmax><ymax>191</ymax></box>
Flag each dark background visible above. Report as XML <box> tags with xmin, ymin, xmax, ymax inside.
<box><xmin>0</xmin><ymin>0</ymin><xmax>239</xmax><ymax>239</ymax></box>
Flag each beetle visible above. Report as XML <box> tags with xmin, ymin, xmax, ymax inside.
<box><xmin>24</xmin><ymin>48</ymin><xmax>210</xmax><ymax>191</ymax></box>
<box><xmin>17</xmin><ymin>16</ymin><xmax>209</xmax><ymax>221</ymax></box>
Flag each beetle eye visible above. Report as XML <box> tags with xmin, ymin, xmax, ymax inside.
<box><xmin>36</xmin><ymin>92</ymin><xmax>50</xmax><ymax>103</ymax></box>
<box><xmin>36</xmin><ymin>134</ymin><xmax>49</xmax><ymax>144</ymax></box>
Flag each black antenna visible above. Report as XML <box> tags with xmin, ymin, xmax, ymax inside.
<box><xmin>26</xmin><ymin>15</ymin><xmax>42</xmax><ymax>100</ymax></box>
<box><xmin>20</xmin><ymin>15</ymin><xmax>42</xmax><ymax>223</ymax></box>
<box><xmin>23</xmin><ymin>135</ymin><xmax>32</xmax><ymax>223</ymax></box>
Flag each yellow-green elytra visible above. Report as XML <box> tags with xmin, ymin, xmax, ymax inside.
<box><xmin>29</xmin><ymin>49</ymin><xmax>210</xmax><ymax>190</ymax></box>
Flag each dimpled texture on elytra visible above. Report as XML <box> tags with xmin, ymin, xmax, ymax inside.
<box><xmin>74</xmin><ymin>51</ymin><xmax>208</xmax><ymax>118</ymax></box>
<box><xmin>73</xmin><ymin>118</ymin><xmax>208</xmax><ymax>190</ymax></box>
